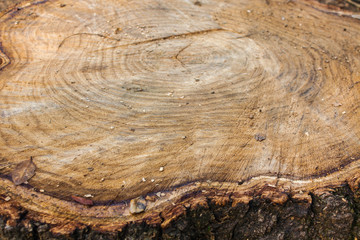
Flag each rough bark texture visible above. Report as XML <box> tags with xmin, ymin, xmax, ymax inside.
<box><xmin>2</xmin><ymin>184</ymin><xmax>360</xmax><ymax>239</ymax></box>
<box><xmin>1</xmin><ymin>0</ymin><xmax>360</xmax><ymax>238</ymax></box>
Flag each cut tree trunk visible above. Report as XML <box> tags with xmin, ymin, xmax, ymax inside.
<box><xmin>1</xmin><ymin>0</ymin><xmax>360</xmax><ymax>239</ymax></box>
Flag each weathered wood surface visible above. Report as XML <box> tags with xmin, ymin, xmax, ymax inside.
<box><xmin>1</xmin><ymin>0</ymin><xmax>360</xmax><ymax>238</ymax></box>
<box><xmin>0</xmin><ymin>0</ymin><xmax>25</xmax><ymax>13</ymax></box>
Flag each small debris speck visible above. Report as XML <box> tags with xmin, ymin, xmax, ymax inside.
<box><xmin>4</xmin><ymin>224</ymin><xmax>13</xmax><ymax>231</ymax></box>
<box><xmin>110</xmin><ymin>126</ymin><xmax>115</xmax><ymax>130</ymax></box>
<box><xmin>254</xmin><ymin>133</ymin><xmax>266</xmax><ymax>142</ymax></box>
<box><xmin>100</xmin><ymin>178</ymin><xmax>105</xmax><ymax>182</ymax></box>
<box><xmin>151</xmin><ymin>179</ymin><xmax>155</xmax><ymax>182</ymax></box>
<box><xmin>60</xmin><ymin>3</ymin><xmax>66</xmax><ymax>7</ymax></box>
<box><xmin>4</xmin><ymin>196</ymin><xmax>11</xmax><ymax>202</ymax></box>
<box><xmin>159</xmin><ymin>167</ymin><xmax>164</xmax><ymax>172</ymax></box>
<box><xmin>114</xmin><ymin>28</ymin><xmax>122</xmax><ymax>34</ymax></box>
<box><xmin>305</xmin><ymin>132</ymin><xmax>309</xmax><ymax>136</ymax></box>
<box><xmin>84</xmin><ymin>194</ymin><xmax>94</xmax><ymax>198</ymax></box>
<box><xmin>39</xmin><ymin>189</ymin><xmax>45</xmax><ymax>193</ymax></box>
<box><xmin>142</xmin><ymin>177</ymin><xmax>146</xmax><ymax>182</ymax></box>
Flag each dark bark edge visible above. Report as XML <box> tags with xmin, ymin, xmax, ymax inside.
<box><xmin>1</xmin><ymin>183</ymin><xmax>360</xmax><ymax>240</ymax></box>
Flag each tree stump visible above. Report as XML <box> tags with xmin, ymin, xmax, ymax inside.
<box><xmin>1</xmin><ymin>0</ymin><xmax>360</xmax><ymax>239</ymax></box>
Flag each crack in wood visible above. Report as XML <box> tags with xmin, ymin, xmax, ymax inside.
<box><xmin>174</xmin><ymin>43</ymin><xmax>192</xmax><ymax>68</ymax></box>
<box><xmin>84</xmin><ymin>28</ymin><xmax>251</xmax><ymax>53</ymax></box>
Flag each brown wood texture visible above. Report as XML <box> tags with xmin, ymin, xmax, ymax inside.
<box><xmin>0</xmin><ymin>0</ymin><xmax>25</xmax><ymax>13</ymax></box>
<box><xmin>1</xmin><ymin>0</ymin><xmax>360</xmax><ymax>235</ymax></box>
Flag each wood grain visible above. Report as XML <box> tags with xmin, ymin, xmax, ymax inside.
<box><xmin>0</xmin><ymin>0</ymin><xmax>25</xmax><ymax>13</ymax></box>
<box><xmin>0</xmin><ymin>0</ymin><xmax>360</xmax><ymax>234</ymax></box>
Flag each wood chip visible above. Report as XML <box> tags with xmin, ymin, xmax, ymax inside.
<box><xmin>11</xmin><ymin>157</ymin><xmax>36</xmax><ymax>185</ymax></box>
<box><xmin>129</xmin><ymin>197</ymin><xmax>146</xmax><ymax>214</ymax></box>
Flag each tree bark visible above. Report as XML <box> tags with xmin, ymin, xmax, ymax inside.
<box><xmin>1</xmin><ymin>0</ymin><xmax>360</xmax><ymax>239</ymax></box>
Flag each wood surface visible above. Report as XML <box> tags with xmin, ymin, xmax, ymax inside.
<box><xmin>1</xmin><ymin>0</ymin><xmax>360</xmax><ymax>237</ymax></box>
<box><xmin>0</xmin><ymin>0</ymin><xmax>25</xmax><ymax>13</ymax></box>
